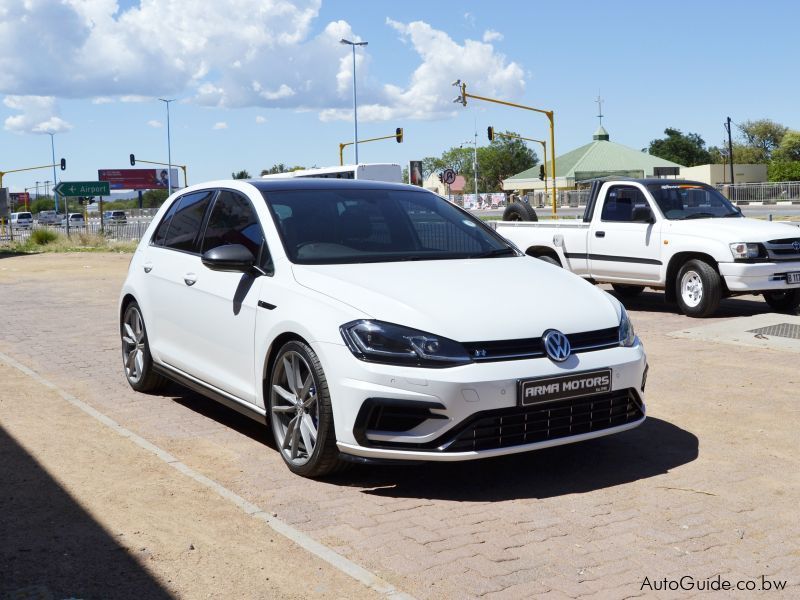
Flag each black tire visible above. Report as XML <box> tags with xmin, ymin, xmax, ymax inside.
<box><xmin>502</xmin><ymin>202</ymin><xmax>538</xmax><ymax>222</ymax></box>
<box><xmin>612</xmin><ymin>284</ymin><xmax>645</xmax><ymax>298</ymax></box>
<box><xmin>121</xmin><ymin>301</ymin><xmax>168</xmax><ymax>393</ymax></box>
<box><xmin>536</xmin><ymin>255</ymin><xmax>560</xmax><ymax>267</ymax></box>
<box><xmin>763</xmin><ymin>289</ymin><xmax>800</xmax><ymax>313</ymax></box>
<box><xmin>268</xmin><ymin>340</ymin><xmax>345</xmax><ymax>478</ymax></box>
<box><xmin>676</xmin><ymin>259</ymin><xmax>721</xmax><ymax>317</ymax></box>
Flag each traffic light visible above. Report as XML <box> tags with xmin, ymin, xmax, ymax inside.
<box><xmin>130</xmin><ymin>153</ymin><xmax>136</xmax><ymax>166</ymax></box>
<box><xmin>539</xmin><ymin>165</ymin><xmax>545</xmax><ymax>180</ymax></box>
<box><xmin>487</xmin><ymin>126</ymin><xmax>494</xmax><ymax>141</ymax></box>
<box><xmin>438</xmin><ymin>172</ymin><xmax>444</xmax><ymax>183</ymax></box>
<box><xmin>77</xmin><ymin>197</ymin><xmax>95</xmax><ymax>205</ymax></box>
<box><xmin>395</xmin><ymin>128</ymin><xmax>403</xmax><ymax>143</ymax></box>
<box><xmin>60</xmin><ymin>158</ymin><xmax>66</xmax><ymax>170</ymax></box>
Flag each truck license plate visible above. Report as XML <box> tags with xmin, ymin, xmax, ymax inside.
<box><xmin>519</xmin><ymin>369</ymin><xmax>612</xmax><ymax>406</ymax></box>
<box><xmin>787</xmin><ymin>272</ymin><xmax>800</xmax><ymax>284</ymax></box>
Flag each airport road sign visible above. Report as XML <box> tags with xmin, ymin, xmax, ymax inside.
<box><xmin>54</xmin><ymin>181</ymin><xmax>110</xmax><ymax>197</ymax></box>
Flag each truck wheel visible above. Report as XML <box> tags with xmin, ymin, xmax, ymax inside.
<box><xmin>502</xmin><ymin>202</ymin><xmax>538</xmax><ymax>222</ymax></box>
<box><xmin>612</xmin><ymin>284</ymin><xmax>644</xmax><ymax>298</ymax></box>
<box><xmin>763</xmin><ymin>289</ymin><xmax>800</xmax><ymax>313</ymax></box>
<box><xmin>676</xmin><ymin>260</ymin><xmax>721</xmax><ymax>317</ymax></box>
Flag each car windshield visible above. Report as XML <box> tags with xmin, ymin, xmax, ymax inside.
<box><xmin>646</xmin><ymin>183</ymin><xmax>740</xmax><ymax>220</ymax></box>
<box><xmin>262</xmin><ymin>188</ymin><xmax>516</xmax><ymax>264</ymax></box>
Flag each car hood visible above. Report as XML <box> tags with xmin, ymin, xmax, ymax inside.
<box><xmin>665</xmin><ymin>217</ymin><xmax>800</xmax><ymax>242</ymax></box>
<box><xmin>291</xmin><ymin>257</ymin><xmax>621</xmax><ymax>341</ymax></box>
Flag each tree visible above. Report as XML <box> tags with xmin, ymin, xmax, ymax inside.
<box><xmin>648</xmin><ymin>128</ymin><xmax>711</xmax><ymax>166</ymax></box>
<box><xmin>768</xmin><ymin>161</ymin><xmax>800</xmax><ymax>182</ymax></box>
<box><xmin>260</xmin><ymin>163</ymin><xmax>306</xmax><ymax>176</ymax></box>
<box><xmin>737</xmin><ymin>119</ymin><xmax>788</xmax><ymax>162</ymax></box>
<box><xmin>142</xmin><ymin>189</ymin><xmax>169</xmax><ymax>208</ymax></box>
<box><xmin>772</xmin><ymin>130</ymin><xmax>800</xmax><ymax>162</ymax></box>
<box><xmin>231</xmin><ymin>170</ymin><xmax>251</xmax><ymax>179</ymax></box>
<box><xmin>477</xmin><ymin>134</ymin><xmax>538</xmax><ymax>192</ymax></box>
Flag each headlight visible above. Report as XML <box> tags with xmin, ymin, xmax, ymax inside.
<box><xmin>729</xmin><ymin>242</ymin><xmax>765</xmax><ymax>260</ymax></box>
<box><xmin>619</xmin><ymin>306</ymin><xmax>636</xmax><ymax>347</ymax></box>
<box><xmin>340</xmin><ymin>320</ymin><xmax>471</xmax><ymax>367</ymax></box>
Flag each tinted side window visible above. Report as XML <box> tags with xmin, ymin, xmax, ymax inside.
<box><xmin>201</xmin><ymin>191</ymin><xmax>266</xmax><ymax>258</ymax></box>
<box><xmin>152</xmin><ymin>198</ymin><xmax>182</xmax><ymax>246</ymax></box>
<box><xmin>163</xmin><ymin>190</ymin><xmax>215</xmax><ymax>252</ymax></box>
<box><xmin>601</xmin><ymin>186</ymin><xmax>649</xmax><ymax>222</ymax></box>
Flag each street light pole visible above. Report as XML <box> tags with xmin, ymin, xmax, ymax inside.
<box><xmin>340</xmin><ymin>38</ymin><xmax>368</xmax><ymax>165</ymax></box>
<box><xmin>159</xmin><ymin>98</ymin><xmax>175</xmax><ymax>195</ymax></box>
<box><xmin>47</xmin><ymin>132</ymin><xmax>59</xmax><ymax>213</ymax></box>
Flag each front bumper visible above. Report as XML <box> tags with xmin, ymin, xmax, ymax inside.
<box><xmin>314</xmin><ymin>340</ymin><xmax>648</xmax><ymax>462</ymax></box>
<box><xmin>720</xmin><ymin>261</ymin><xmax>800</xmax><ymax>292</ymax></box>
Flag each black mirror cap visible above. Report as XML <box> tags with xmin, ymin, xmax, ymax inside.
<box><xmin>202</xmin><ymin>244</ymin><xmax>255</xmax><ymax>272</ymax></box>
<box><xmin>632</xmin><ymin>206</ymin><xmax>655</xmax><ymax>223</ymax></box>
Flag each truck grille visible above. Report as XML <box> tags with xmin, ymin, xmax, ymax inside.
<box><xmin>765</xmin><ymin>238</ymin><xmax>800</xmax><ymax>260</ymax></box>
<box><xmin>443</xmin><ymin>389</ymin><xmax>643</xmax><ymax>452</ymax></box>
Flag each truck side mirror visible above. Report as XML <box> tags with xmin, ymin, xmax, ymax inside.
<box><xmin>631</xmin><ymin>205</ymin><xmax>655</xmax><ymax>223</ymax></box>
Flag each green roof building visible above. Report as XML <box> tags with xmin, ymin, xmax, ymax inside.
<box><xmin>502</xmin><ymin>126</ymin><xmax>683</xmax><ymax>191</ymax></box>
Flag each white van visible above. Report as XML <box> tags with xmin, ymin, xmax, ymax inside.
<box><xmin>10</xmin><ymin>212</ymin><xmax>33</xmax><ymax>229</ymax></box>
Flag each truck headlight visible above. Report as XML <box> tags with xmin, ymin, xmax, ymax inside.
<box><xmin>340</xmin><ymin>320</ymin><xmax>471</xmax><ymax>367</ymax></box>
<box><xmin>619</xmin><ymin>306</ymin><xmax>636</xmax><ymax>347</ymax></box>
<box><xmin>729</xmin><ymin>242</ymin><xmax>765</xmax><ymax>260</ymax></box>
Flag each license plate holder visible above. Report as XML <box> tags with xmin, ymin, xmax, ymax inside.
<box><xmin>519</xmin><ymin>368</ymin><xmax>612</xmax><ymax>406</ymax></box>
<box><xmin>787</xmin><ymin>272</ymin><xmax>800</xmax><ymax>285</ymax></box>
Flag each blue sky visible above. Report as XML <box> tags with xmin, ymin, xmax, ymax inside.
<box><xmin>1</xmin><ymin>0</ymin><xmax>797</xmax><ymax>193</ymax></box>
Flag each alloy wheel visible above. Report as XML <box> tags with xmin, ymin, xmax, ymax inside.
<box><xmin>121</xmin><ymin>307</ymin><xmax>146</xmax><ymax>384</ymax></box>
<box><xmin>270</xmin><ymin>350</ymin><xmax>319</xmax><ymax>466</ymax></box>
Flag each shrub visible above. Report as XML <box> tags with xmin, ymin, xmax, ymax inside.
<box><xmin>30</xmin><ymin>228</ymin><xmax>59</xmax><ymax>245</ymax></box>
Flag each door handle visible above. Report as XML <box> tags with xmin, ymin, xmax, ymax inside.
<box><xmin>184</xmin><ymin>273</ymin><xmax>197</xmax><ymax>286</ymax></box>
<box><xmin>143</xmin><ymin>262</ymin><xmax>153</xmax><ymax>273</ymax></box>
<box><xmin>595</xmin><ymin>231</ymin><xmax>606</xmax><ymax>238</ymax></box>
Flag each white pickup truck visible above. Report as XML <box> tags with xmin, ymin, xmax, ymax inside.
<box><xmin>494</xmin><ymin>178</ymin><xmax>800</xmax><ymax>317</ymax></box>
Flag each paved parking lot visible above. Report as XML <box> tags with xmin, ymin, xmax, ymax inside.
<box><xmin>1</xmin><ymin>253</ymin><xmax>798</xmax><ymax>599</ymax></box>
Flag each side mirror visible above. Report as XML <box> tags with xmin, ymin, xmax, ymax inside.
<box><xmin>631</xmin><ymin>205</ymin><xmax>655</xmax><ymax>224</ymax></box>
<box><xmin>202</xmin><ymin>244</ymin><xmax>255</xmax><ymax>272</ymax></box>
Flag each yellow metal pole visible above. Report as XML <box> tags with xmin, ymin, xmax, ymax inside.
<box><xmin>181</xmin><ymin>165</ymin><xmax>188</xmax><ymax>186</ymax></box>
<box><xmin>548</xmin><ymin>113</ymin><xmax>557</xmax><ymax>216</ymax></box>
<box><xmin>339</xmin><ymin>143</ymin><xmax>346</xmax><ymax>166</ymax></box>
<box><xmin>338</xmin><ymin>133</ymin><xmax>401</xmax><ymax>165</ymax></box>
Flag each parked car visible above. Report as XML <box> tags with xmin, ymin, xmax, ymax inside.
<box><xmin>104</xmin><ymin>210</ymin><xmax>128</xmax><ymax>224</ymax></box>
<box><xmin>61</xmin><ymin>212</ymin><xmax>86</xmax><ymax>227</ymax></box>
<box><xmin>495</xmin><ymin>178</ymin><xmax>800</xmax><ymax>317</ymax></box>
<box><xmin>10</xmin><ymin>212</ymin><xmax>33</xmax><ymax>229</ymax></box>
<box><xmin>119</xmin><ymin>179</ymin><xmax>648</xmax><ymax>477</ymax></box>
<box><xmin>37</xmin><ymin>210</ymin><xmax>59</xmax><ymax>226</ymax></box>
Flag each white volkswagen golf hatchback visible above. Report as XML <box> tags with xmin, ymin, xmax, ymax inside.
<box><xmin>120</xmin><ymin>179</ymin><xmax>647</xmax><ymax>477</ymax></box>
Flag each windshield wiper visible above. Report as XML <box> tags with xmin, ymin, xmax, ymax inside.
<box><xmin>469</xmin><ymin>247</ymin><xmax>518</xmax><ymax>258</ymax></box>
<box><xmin>679</xmin><ymin>212</ymin><xmax>717</xmax><ymax>220</ymax></box>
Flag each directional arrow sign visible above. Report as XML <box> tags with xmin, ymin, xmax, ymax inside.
<box><xmin>54</xmin><ymin>181</ymin><xmax>110</xmax><ymax>197</ymax></box>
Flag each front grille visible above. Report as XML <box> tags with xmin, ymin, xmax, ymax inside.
<box><xmin>765</xmin><ymin>238</ymin><xmax>800</xmax><ymax>261</ymax></box>
<box><xmin>444</xmin><ymin>389</ymin><xmax>643</xmax><ymax>452</ymax></box>
<box><xmin>364</xmin><ymin>389</ymin><xmax>644</xmax><ymax>452</ymax></box>
<box><xmin>463</xmin><ymin>327</ymin><xmax>619</xmax><ymax>362</ymax></box>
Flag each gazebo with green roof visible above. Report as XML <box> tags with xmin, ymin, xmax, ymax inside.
<box><xmin>503</xmin><ymin>126</ymin><xmax>683</xmax><ymax>191</ymax></box>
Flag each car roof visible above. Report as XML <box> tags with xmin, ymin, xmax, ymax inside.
<box><xmin>245</xmin><ymin>178</ymin><xmax>422</xmax><ymax>193</ymax></box>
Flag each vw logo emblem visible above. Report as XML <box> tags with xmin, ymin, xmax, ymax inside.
<box><xmin>543</xmin><ymin>329</ymin><xmax>571</xmax><ymax>362</ymax></box>
<box><xmin>793</xmin><ymin>241</ymin><xmax>800</xmax><ymax>253</ymax></box>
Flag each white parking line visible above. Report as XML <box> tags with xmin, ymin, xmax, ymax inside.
<box><xmin>0</xmin><ymin>349</ymin><xmax>415</xmax><ymax>600</ymax></box>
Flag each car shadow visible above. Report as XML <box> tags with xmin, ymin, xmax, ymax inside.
<box><xmin>166</xmin><ymin>384</ymin><xmax>275</xmax><ymax>449</ymax></box>
<box><xmin>611</xmin><ymin>289</ymin><xmax>774</xmax><ymax>318</ymax></box>
<box><xmin>333</xmin><ymin>417</ymin><xmax>697</xmax><ymax>501</ymax></box>
<box><xmin>0</xmin><ymin>426</ymin><xmax>173</xmax><ymax>600</ymax></box>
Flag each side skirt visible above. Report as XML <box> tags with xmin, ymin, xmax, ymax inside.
<box><xmin>153</xmin><ymin>363</ymin><xmax>267</xmax><ymax>424</ymax></box>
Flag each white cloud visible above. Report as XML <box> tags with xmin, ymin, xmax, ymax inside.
<box><xmin>3</xmin><ymin>96</ymin><xmax>72</xmax><ymax>134</ymax></box>
<box><xmin>212</xmin><ymin>121</ymin><xmax>228</xmax><ymax>130</ymax></box>
<box><xmin>148</xmin><ymin>120</ymin><xmax>163</xmax><ymax>128</ymax></box>
<box><xmin>0</xmin><ymin>3</ymin><xmax>526</xmax><ymax>125</ymax></box>
<box><xmin>255</xmin><ymin>115</ymin><xmax>267</xmax><ymax>124</ymax></box>
<box><xmin>483</xmin><ymin>30</ymin><xmax>504</xmax><ymax>43</ymax></box>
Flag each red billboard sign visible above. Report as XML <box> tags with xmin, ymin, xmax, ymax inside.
<box><xmin>10</xmin><ymin>192</ymin><xmax>30</xmax><ymax>208</ymax></box>
<box><xmin>98</xmin><ymin>168</ymin><xmax>179</xmax><ymax>190</ymax></box>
